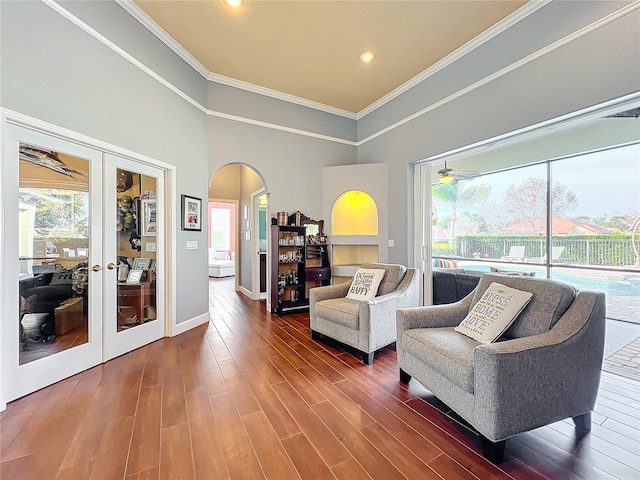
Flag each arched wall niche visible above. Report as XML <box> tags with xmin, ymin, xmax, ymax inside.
<box><xmin>322</xmin><ymin>164</ymin><xmax>388</xmax><ymax>280</ymax></box>
<box><xmin>331</xmin><ymin>190</ymin><xmax>378</xmax><ymax>236</ymax></box>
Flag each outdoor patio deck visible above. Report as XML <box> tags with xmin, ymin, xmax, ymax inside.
<box><xmin>604</xmin><ymin>296</ymin><xmax>640</xmax><ymax>382</ymax></box>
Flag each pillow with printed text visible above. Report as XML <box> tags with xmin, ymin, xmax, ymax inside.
<box><xmin>454</xmin><ymin>282</ymin><xmax>533</xmax><ymax>344</ymax></box>
<box><xmin>346</xmin><ymin>268</ymin><xmax>386</xmax><ymax>301</ymax></box>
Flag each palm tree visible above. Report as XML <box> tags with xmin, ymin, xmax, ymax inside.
<box><xmin>432</xmin><ymin>182</ymin><xmax>491</xmax><ymax>245</ymax></box>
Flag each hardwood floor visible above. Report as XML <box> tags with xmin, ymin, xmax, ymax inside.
<box><xmin>2</xmin><ymin>277</ymin><xmax>639</xmax><ymax>479</ymax></box>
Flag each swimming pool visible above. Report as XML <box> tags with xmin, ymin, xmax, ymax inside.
<box><xmin>454</xmin><ymin>261</ymin><xmax>640</xmax><ymax>297</ymax></box>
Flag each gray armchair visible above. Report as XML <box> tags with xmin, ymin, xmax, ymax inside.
<box><xmin>396</xmin><ymin>273</ymin><xmax>605</xmax><ymax>463</ymax></box>
<box><xmin>310</xmin><ymin>263</ymin><xmax>419</xmax><ymax>364</ymax></box>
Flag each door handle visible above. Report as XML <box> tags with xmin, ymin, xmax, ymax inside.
<box><xmin>92</xmin><ymin>265</ymin><xmax>102</xmax><ymax>272</ymax></box>
<box><xmin>107</xmin><ymin>263</ymin><xmax>116</xmax><ymax>270</ymax></box>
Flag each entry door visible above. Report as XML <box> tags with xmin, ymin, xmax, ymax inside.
<box><xmin>102</xmin><ymin>155</ymin><xmax>165</xmax><ymax>361</ymax></box>
<box><xmin>2</xmin><ymin>124</ymin><xmax>104</xmax><ymax>401</ymax></box>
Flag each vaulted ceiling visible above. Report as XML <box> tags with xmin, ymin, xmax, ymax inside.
<box><xmin>132</xmin><ymin>1</ymin><xmax>528</xmax><ymax>114</ymax></box>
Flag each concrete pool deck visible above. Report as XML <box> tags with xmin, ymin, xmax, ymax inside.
<box><xmin>604</xmin><ymin>295</ymin><xmax>640</xmax><ymax>381</ymax></box>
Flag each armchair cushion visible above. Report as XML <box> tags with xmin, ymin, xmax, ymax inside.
<box><xmin>314</xmin><ymin>297</ymin><xmax>361</xmax><ymax>329</ymax></box>
<box><xmin>404</xmin><ymin>327</ymin><xmax>477</xmax><ymax>393</ymax></box>
<box><xmin>471</xmin><ymin>274</ymin><xmax>575</xmax><ymax>339</ymax></box>
<box><xmin>346</xmin><ymin>268</ymin><xmax>386</xmax><ymax>301</ymax></box>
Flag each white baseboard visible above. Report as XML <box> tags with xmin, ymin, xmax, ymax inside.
<box><xmin>240</xmin><ymin>286</ymin><xmax>253</xmax><ymax>299</ymax></box>
<box><xmin>169</xmin><ymin>312</ymin><xmax>209</xmax><ymax>337</ymax></box>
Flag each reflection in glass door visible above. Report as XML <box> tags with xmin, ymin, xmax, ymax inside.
<box><xmin>3</xmin><ymin>123</ymin><xmax>104</xmax><ymax>402</ymax></box>
<box><xmin>18</xmin><ymin>145</ymin><xmax>91</xmax><ymax>364</ymax></box>
<box><xmin>103</xmin><ymin>155</ymin><xmax>164</xmax><ymax>361</ymax></box>
<box><xmin>114</xmin><ymin>169</ymin><xmax>158</xmax><ymax>331</ymax></box>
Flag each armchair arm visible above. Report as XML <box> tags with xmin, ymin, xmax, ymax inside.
<box><xmin>309</xmin><ymin>280</ymin><xmax>352</xmax><ymax>304</ymax></box>
<box><xmin>358</xmin><ymin>269</ymin><xmax>420</xmax><ymax>351</ymax></box>
<box><xmin>473</xmin><ymin>291</ymin><xmax>605</xmax><ymax>441</ymax></box>
<box><xmin>397</xmin><ymin>292</ymin><xmax>474</xmax><ymax>332</ymax></box>
<box><xmin>309</xmin><ymin>281</ymin><xmax>352</xmax><ymax>327</ymax></box>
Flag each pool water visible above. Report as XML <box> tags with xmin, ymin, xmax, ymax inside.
<box><xmin>456</xmin><ymin>261</ymin><xmax>640</xmax><ymax>298</ymax></box>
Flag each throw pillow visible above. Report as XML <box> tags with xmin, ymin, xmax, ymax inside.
<box><xmin>214</xmin><ymin>251</ymin><xmax>229</xmax><ymax>260</ymax></box>
<box><xmin>346</xmin><ymin>268</ymin><xmax>386</xmax><ymax>301</ymax></box>
<box><xmin>454</xmin><ymin>282</ymin><xmax>533</xmax><ymax>344</ymax></box>
<box><xmin>49</xmin><ymin>269</ymin><xmax>74</xmax><ymax>285</ymax></box>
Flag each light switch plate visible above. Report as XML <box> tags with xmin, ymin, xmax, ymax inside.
<box><xmin>186</xmin><ymin>240</ymin><xmax>198</xmax><ymax>250</ymax></box>
<box><xmin>145</xmin><ymin>242</ymin><xmax>157</xmax><ymax>252</ymax></box>
<box><xmin>388</xmin><ymin>240</ymin><xmax>395</xmax><ymax>247</ymax></box>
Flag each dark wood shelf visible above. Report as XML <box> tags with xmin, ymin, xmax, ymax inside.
<box><xmin>271</xmin><ymin>223</ymin><xmax>331</xmax><ymax>316</ymax></box>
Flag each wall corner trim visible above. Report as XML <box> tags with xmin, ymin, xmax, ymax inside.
<box><xmin>170</xmin><ymin>312</ymin><xmax>209</xmax><ymax>337</ymax></box>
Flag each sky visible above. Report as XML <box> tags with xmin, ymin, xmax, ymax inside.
<box><xmin>460</xmin><ymin>143</ymin><xmax>640</xmax><ymax>219</ymax></box>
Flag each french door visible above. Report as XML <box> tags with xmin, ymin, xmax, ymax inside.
<box><xmin>2</xmin><ymin>123</ymin><xmax>165</xmax><ymax>403</ymax></box>
<box><xmin>103</xmin><ymin>154</ymin><xmax>164</xmax><ymax>361</ymax></box>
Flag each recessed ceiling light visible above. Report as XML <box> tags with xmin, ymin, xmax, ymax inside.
<box><xmin>360</xmin><ymin>51</ymin><xmax>375</xmax><ymax>63</ymax></box>
<box><xmin>223</xmin><ymin>0</ymin><xmax>243</xmax><ymax>8</ymax></box>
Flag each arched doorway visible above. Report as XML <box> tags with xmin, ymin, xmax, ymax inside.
<box><xmin>209</xmin><ymin>163</ymin><xmax>268</xmax><ymax>302</ymax></box>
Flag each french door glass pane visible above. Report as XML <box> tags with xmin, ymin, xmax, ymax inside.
<box><xmin>18</xmin><ymin>144</ymin><xmax>89</xmax><ymax>364</ymax></box>
<box><xmin>115</xmin><ymin>169</ymin><xmax>157</xmax><ymax>331</ymax></box>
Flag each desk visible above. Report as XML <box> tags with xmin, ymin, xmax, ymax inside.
<box><xmin>117</xmin><ymin>282</ymin><xmax>152</xmax><ymax>326</ymax></box>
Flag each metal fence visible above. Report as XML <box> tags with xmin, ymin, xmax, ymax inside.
<box><xmin>433</xmin><ymin>235</ymin><xmax>638</xmax><ymax>267</ymax></box>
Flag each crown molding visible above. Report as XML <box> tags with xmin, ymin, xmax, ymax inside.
<box><xmin>42</xmin><ymin>1</ymin><xmax>356</xmax><ymax>146</ymax></box>
<box><xmin>207</xmin><ymin>72</ymin><xmax>357</xmax><ymax>120</ymax></box>
<box><xmin>117</xmin><ymin>0</ymin><xmax>547</xmax><ymax>121</ymax></box>
<box><xmin>206</xmin><ymin>108</ymin><xmax>357</xmax><ymax>146</ymax></box>
<box><xmin>115</xmin><ymin>0</ymin><xmax>210</xmax><ymax>79</ymax></box>
<box><xmin>116</xmin><ymin>0</ymin><xmax>356</xmax><ymax>119</ymax></box>
<box><xmin>356</xmin><ymin>1</ymin><xmax>640</xmax><ymax>146</ymax></box>
<box><xmin>356</xmin><ymin>0</ymin><xmax>550</xmax><ymax>119</ymax></box>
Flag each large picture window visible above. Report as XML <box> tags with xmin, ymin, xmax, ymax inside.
<box><xmin>430</xmin><ymin>142</ymin><xmax>640</xmax><ymax>325</ymax></box>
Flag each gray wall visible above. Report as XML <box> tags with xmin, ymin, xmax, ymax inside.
<box><xmin>207</xmin><ymin>113</ymin><xmax>357</xmax><ymax>222</ymax></box>
<box><xmin>1</xmin><ymin>1</ymin><xmax>209</xmax><ymax>324</ymax></box>
<box><xmin>239</xmin><ymin>167</ymin><xmax>264</xmax><ymax>292</ymax></box>
<box><xmin>357</xmin><ymin>1</ymin><xmax>640</xmax><ymax>265</ymax></box>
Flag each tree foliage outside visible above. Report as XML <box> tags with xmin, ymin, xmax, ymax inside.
<box><xmin>501</xmin><ymin>177</ymin><xmax>578</xmax><ymax>235</ymax></box>
<box><xmin>432</xmin><ymin>182</ymin><xmax>492</xmax><ymax>242</ymax></box>
<box><xmin>32</xmin><ymin>189</ymin><xmax>88</xmax><ymax>238</ymax></box>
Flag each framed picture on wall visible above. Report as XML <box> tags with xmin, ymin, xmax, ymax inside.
<box><xmin>141</xmin><ymin>199</ymin><xmax>157</xmax><ymax>236</ymax></box>
<box><xmin>181</xmin><ymin>194</ymin><xmax>202</xmax><ymax>231</ymax></box>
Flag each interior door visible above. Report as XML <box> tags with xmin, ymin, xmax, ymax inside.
<box><xmin>102</xmin><ymin>155</ymin><xmax>165</xmax><ymax>361</ymax></box>
<box><xmin>2</xmin><ymin>124</ymin><xmax>104</xmax><ymax>402</ymax></box>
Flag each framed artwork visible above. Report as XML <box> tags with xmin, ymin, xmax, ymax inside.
<box><xmin>126</xmin><ymin>269</ymin><xmax>143</xmax><ymax>284</ymax></box>
<box><xmin>141</xmin><ymin>199</ymin><xmax>157</xmax><ymax>236</ymax></box>
<box><xmin>181</xmin><ymin>195</ymin><xmax>202</xmax><ymax>231</ymax></box>
<box><xmin>132</xmin><ymin>257</ymin><xmax>150</xmax><ymax>270</ymax></box>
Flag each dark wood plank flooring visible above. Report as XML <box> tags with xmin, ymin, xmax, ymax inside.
<box><xmin>1</xmin><ymin>277</ymin><xmax>639</xmax><ymax>479</ymax></box>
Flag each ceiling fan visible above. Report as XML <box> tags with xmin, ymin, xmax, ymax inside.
<box><xmin>437</xmin><ymin>162</ymin><xmax>478</xmax><ymax>184</ymax></box>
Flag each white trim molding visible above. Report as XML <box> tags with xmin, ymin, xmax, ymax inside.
<box><xmin>356</xmin><ymin>2</ymin><xmax>640</xmax><ymax>147</ymax></box>
<box><xmin>116</xmin><ymin>0</ymin><xmax>356</xmax><ymax>119</ymax></box>
<box><xmin>116</xmin><ymin>0</ymin><xmax>210</xmax><ymax>79</ymax></box>
<box><xmin>207</xmin><ymin>71</ymin><xmax>356</xmax><ymax>120</ymax></box>
<box><xmin>356</xmin><ymin>0</ymin><xmax>550</xmax><ymax>119</ymax></box>
<box><xmin>117</xmin><ymin>0</ymin><xmax>544</xmax><ymax>120</ymax></box>
<box><xmin>170</xmin><ymin>313</ymin><xmax>210</xmax><ymax>337</ymax></box>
